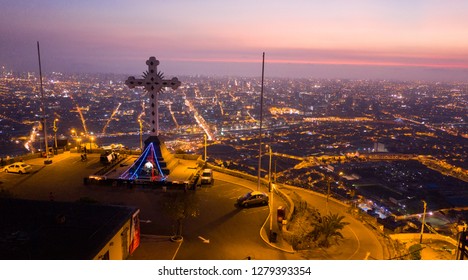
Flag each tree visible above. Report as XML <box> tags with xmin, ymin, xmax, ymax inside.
<box><xmin>162</xmin><ymin>190</ymin><xmax>199</xmax><ymax>241</ymax></box>
<box><xmin>310</xmin><ymin>212</ymin><xmax>349</xmax><ymax>248</ymax></box>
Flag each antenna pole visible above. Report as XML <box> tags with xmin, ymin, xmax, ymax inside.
<box><xmin>257</xmin><ymin>52</ymin><xmax>265</xmax><ymax>190</ymax></box>
<box><xmin>37</xmin><ymin>41</ymin><xmax>50</xmax><ymax>163</ymax></box>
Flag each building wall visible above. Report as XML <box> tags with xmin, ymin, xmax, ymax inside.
<box><xmin>93</xmin><ymin>219</ymin><xmax>132</xmax><ymax>260</ymax></box>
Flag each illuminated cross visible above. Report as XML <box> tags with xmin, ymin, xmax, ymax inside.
<box><xmin>125</xmin><ymin>57</ymin><xmax>181</xmax><ymax>136</ymax></box>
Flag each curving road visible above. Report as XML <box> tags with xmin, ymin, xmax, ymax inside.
<box><xmin>279</xmin><ymin>185</ymin><xmax>386</xmax><ymax>260</ymax></box>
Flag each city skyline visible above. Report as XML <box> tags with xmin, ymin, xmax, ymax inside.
<box><xmin>2</xmin><ymin>1</ymin><xmax>468</xmax><ymax>81</ymax></box>
<box><xmin>1</xmin><ymin>71</ymin><xmax>467</xmax><ymax>261</ymax></box>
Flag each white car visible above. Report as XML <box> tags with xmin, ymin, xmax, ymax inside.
<box><xmin>3</xmin><ymin>163</ymin><xmax>32</xmax><ymax>174</ymax></box>
<box><xmin>200</xmin><ymin>169</ymin><xmax>213</xmax><ymax>185</ymax></box>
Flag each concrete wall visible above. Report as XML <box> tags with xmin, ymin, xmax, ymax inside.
<box><xmin>390</xmin><ymin>233</ymin><xmax>458</xmax><ymax>246</ymax></box>
<box><xmin>174</xmin><ymin>154</ymin><xmax>201</xmax><ymax>161</ymax></box>
<box><xmin>1</xmin><ymin>149</ymin><xmax>66</xmax><ymax>166</ymax></box>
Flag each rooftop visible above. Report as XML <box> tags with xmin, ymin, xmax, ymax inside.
<box><xmin>0</xmin><ymin>198</ymin><xmax>138</xmax><ymax>260</ymax></box>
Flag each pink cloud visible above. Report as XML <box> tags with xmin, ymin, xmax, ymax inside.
<box><xmin>163</xmin><ymin>48</ymin><xmax>468</xmax><ymax>69</ymax></box>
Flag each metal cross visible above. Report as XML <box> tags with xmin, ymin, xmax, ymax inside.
<box><xmin>125</xmin><ymin>57</ymin><xmax>181</xmax><ymax>136</ymax></box>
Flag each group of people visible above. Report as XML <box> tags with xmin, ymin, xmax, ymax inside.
<box><xmin>80</xmin><ymin>146</ymin><xmax>89</xmax><ymax>161</ymax></box>
<box><xmin>81</xmin><ymin>153</ymin><xmax>88</xmax><ymax>161</ymax></box>
<box><xmin>1</xmin><ymin>155</ymin><xmax>18</xmax><ymax>166</ymax></box>
<box><xmin>0</xmin><ymin>155</ymin><xmax>12</xmax><ymax>165</ymax></box>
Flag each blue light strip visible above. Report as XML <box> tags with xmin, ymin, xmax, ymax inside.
<box><xmin>130</xmin><ymin>143</ymin><xmax>152</xmax><ymax>180</ymax></box>
<box><xmin>151</xmin><ymin>143</ymin><xmax>165</xmax><ymax>176</ymax></box>
<box><xmin>119</xmin><ymin>143</ymin><xmax>150</xmax><ymax>180</ymax></box>
<box><xmin>118</xmin><ymin>142</ymin><xmax>167</xmax><ymax>181</ymax></box>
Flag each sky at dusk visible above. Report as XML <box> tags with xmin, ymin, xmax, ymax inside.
<box><xmin>2</xmin><ymin>0</ymin><xmax>468</xmax><ymax>81</ymax></box>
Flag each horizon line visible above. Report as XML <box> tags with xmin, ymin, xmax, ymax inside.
<box><xmin>166</xmin><ymin>57</ymin><xmax>468</xmax><ymax>70</ymax></box>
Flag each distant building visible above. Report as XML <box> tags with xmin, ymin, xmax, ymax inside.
<box><xmin>0</xmin><ymin>198</ymin><xmax>140</xmax><ymax>260</ymax></box>
<box><xmin>373</xmin><ymin>142</ymin><xmax>388</xmax><ymax>153</ymax></box>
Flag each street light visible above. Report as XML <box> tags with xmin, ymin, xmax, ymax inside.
<box><xmin>267</xmin><ymin>145</ymin><xmax>272</xmax><ymax>192</ymax></box>
<box><xmin>339</xmin><ymin>171</ymin><xmax>344</xmax><ymax>187</ymax></box>
<box><xmin>70</xmin><ymin>129</ymin><xmax>77</xmax><ymax>151</ymax></box>
<box><xmin>90</xmin><ymin>136</ymin><xmax>95</xmax><ymax>153</ymax></box>
<box><xmin>138</xmin><ymin>119</ymin><xmax>143</xmax><ymax>151</ymax></box>
<box><xmin>419</xmin><ymin>200</ymin><xmax>427</xmax><ymax>244</ymax></box>
<box><xmin>53</xmin><ymin>118</ymin><xmax>59</xmax><ymax>150</ymax></box>
<box><xmin>204</xmin><ymin>133</ymin><xmax>207</xmax><ymax>163</ymax></box>
<box><xmin>76</xmin><ymin>138</ymin><xmax>82</xmax><ymax>152</ymax></box>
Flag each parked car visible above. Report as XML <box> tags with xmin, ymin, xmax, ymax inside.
<box><xmin>236</xmin><ymin>191</ymin><xmax>269</xmax><ymax>208</ymax></box>
<box><xmin>200</xmin><ymin>169</ymin><xmax>213</xmax><ymax>185</ymax></box>
<box><xmin>3</xmin><ymin>163</ymin><xmax>32</xmax><ymax>174</ymax></box>
<box><xmin>100</xmin><ymin>150</ymin><xmax>119</xmax><ymax>165</ymax></box>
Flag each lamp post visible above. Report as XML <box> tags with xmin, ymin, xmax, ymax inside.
<box><xmin>77</xmin><ymin>138</ymin><xmax>82</xmax><ymax>152</ymax></box>
<box><xmin>268</xmin><ymin>145</ymin><xmax>272</xmax><ymax>192</ymax></box>
<box><xmin>339</xmin><ymin>171</ymin><xmax>344</xmax><ymax>187</ymax></box>
<box><xmin>90</xmin><ymin>136</ymin><xmax>95</xmax><ymax>153</ymax></box>
<box><xmin>53</xmin><ymin>118</ymin><xmax>58</xmax><ymax>150</ymax></box>
<box><xmin>204</xmin><ymin>133</ymin><xmax>207</xmax><ymax>163</ymax></box>
<box><xmin>71</xmin><ymin>129</ymin><xmax>77</xmax><ymax>151</ymax></box>
<box><xmin>71</xmin><ymin>129</ymin><xmax>77</xmax><ymax>141</ymax></box>
<box><xmin>419</xmin><ymin>200</ymin><xmax>427</xmax><ymax>244</ymax></box>
<box><xmin>138</xmin><ymin>119</ymin><xmax>143</xmax><ymax>151</ymax></box>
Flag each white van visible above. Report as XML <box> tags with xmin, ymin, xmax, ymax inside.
<box><xmin>200</xmin><ymin>169</ymin><xmax>213</xmax><ymax>185</ymax></box>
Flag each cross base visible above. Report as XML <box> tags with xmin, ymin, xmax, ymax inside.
<box><xmin>118</xmin><ymin>135</ymin><xmax>177</xmax><ymax>181</ymax></box>
<box><xmin>143</xmin><ymin>135</ymin><xmax>176</xmax><ymax>175</ymax></box>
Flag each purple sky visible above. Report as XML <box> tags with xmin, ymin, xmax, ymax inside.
<box><xmin>2</xmin><ymin>0</ymin><xmax>468</xmax><ymax>81</ymax></box>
